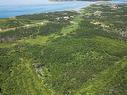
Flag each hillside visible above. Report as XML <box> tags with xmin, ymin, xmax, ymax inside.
<box><xmin>0</xmin><ymin>3</ymin><xmax>127</xmax><ymax>95</ymax></box>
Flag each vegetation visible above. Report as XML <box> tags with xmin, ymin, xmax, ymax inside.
<box><xmin>0</xmin><ymin>3</ymin><xmax>127</xmax><ymax>95</ymax></box>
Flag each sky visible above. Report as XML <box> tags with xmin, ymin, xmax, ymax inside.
<box><xmin>0</xmin><ymin>0</ymin><xmax>52</xmax><ymax>5</ymax></box>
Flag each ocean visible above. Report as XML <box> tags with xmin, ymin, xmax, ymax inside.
<box><xmin>0</xmin><ymin>0</ymin><xmax>126</xmax><ymax>18</ymax></box>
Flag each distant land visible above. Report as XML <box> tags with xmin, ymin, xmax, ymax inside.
<box><xmin>49</xmin><ymin>0</ymin><xmax>110</xmax><ymax>1</ymax></box>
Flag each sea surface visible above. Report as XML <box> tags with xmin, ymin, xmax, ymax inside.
<box><xmin>0</xmin><ymin>0</ymin><xmax>126</xmax><ymax>18</ymax></box>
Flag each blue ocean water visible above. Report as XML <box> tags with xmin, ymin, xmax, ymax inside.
<box><xmin>0</xmin><ymin>1</ymin><xmax>93</xmax><ymax>18</ymax></box>
<box><xmin>0</xmin><ymin>0</ymin><xmax>126</xmax><ymax>18</ymax></box>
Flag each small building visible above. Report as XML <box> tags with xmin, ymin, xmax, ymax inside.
<box><xmin>94</xmin><ymin>11</ymin><xmax>102</xmax><ymax>16</ymax></box>
<box><xmin>63</xmin><ymin>16</ymin><xmax>69</xmax><ymax>20</ymax></box>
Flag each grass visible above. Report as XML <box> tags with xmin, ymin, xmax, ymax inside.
<box><xmin>0</xmin><ymin>3</ymin><xmax>127</xmax><ymax>95</ymax></box>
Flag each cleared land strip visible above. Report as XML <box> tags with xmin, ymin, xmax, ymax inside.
<box><xmin>0</xmin><ymin>21</ymin><xmax>48</xmax><ymax>32</ymax></box>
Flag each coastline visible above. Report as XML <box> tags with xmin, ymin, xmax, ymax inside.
<box><xmin>0</xmin><ymin>1</ymin><xmax>95</xmax><ymax>18</ymax></box>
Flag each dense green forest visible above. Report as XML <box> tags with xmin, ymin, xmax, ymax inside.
<box><xmin>0</xmin><ymin>3</ymin><xmax>127</xmax><ymax>95</ymax></box>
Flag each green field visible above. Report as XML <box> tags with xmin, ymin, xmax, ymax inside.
<box><xmin>0</xmin><ymin>3</ymin><xmax>127</xmax><ymax>95</ymax></box>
